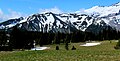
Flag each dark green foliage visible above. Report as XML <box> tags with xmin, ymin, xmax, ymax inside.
<box><xmin>71</xmin><ymin>46</ymin><xmax>76</xmax><ymax>50</ymax></box>
<box><xmin>9</xmin><ymin>26</ymin><xmax>34</xmax><ymax>49</ymax></box>
<box><xmin>54</xmin><ymin>33</ymin><xmax>60</xmax><ymax>44</ymax></box>
<box><xmin>0</xmin><ymin>24</ymin><xmax>120</xmax><ymax>51</ymax></box>
<box><xmin>0</xmin><ymin>31</ymin><xmax>7</xmax><ymax>46</ymax></box>
<box><xmin>65</xmin><ymin>42</ymin><xmax>69</xmax><ymax>50</ymax></box>
<box><xmin>0</xmin><ymin>31</ymin><xmax>12</xmax><ymax>51</ymax></box>
<box><xmin>7</xmin><ymin>28</ymin><xmax>120</xmax><ymax>49</ymax></box>
<box><xmin>56</xmin><ymin>46</ymin><xmax>59</xmax><ymax>50</ymax></box>
<box><xmin>114</xmin><ymin>39</ymin><xmax>120</xmax><ymax>49</ymax></box>
<box><xmin>0</xmin><ymin>46</ymin><xmax>12</xmax><ymax>51</ymax></box>
<box><xmin>71</xmin><ymin>31</ymin><xmax>84</xmax><ymax>42</ymax></box>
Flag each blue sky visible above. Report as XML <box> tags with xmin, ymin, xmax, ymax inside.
<box><xmin>0</xmin><ymin>0</ymin><xmax>120</xmax><ymax>21</ymax></box>
<box><xmin>0</xmin><ymin>0</ymin><xmax>120</xmax><ymax>14</ymax></box>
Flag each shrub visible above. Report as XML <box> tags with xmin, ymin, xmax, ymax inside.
<box><xmin>114</xmin><ymin>39</ymin><xmax>120</xmax><ymax>49</ymax></box>
<box><xmin>65</xmin><ymin>43</ymin><xmax>69</xmax><ymax>50</ymax></box>
<box><xmin>71</xmin><ymin>46</ymin><xmax>76</xmax><ymax>50</ymax></box>
<box><xmin>56</xmin><ymin>46</ymin><xmax>59</xmax><ymax>50</ymax></box>
<box><xmin>0</xmin><ymin>46</ymin><xmax>12</xmax><ymax>51</ymax></box>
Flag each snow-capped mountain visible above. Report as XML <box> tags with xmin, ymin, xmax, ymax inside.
<box><xmin>1</xmin><ymin>2</ymin><xmax>120</xmax><ymax>33</ymax></box>
<box><xmin>0</xmin><ymin>12</ymin><xmax>108</xmax><ymax>33</ymax></box>
<box><xmin>77</xmin><ymin>2</ymin><xmax>120</xmax><ymax>31</ymax></box>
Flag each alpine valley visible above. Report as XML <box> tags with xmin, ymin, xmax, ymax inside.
<box><xmin>1</xmin><ymin>2</ymin><xmax>120</xmax><ymax>34</ymax></box>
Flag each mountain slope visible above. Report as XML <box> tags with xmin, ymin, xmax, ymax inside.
<box><xmin>16</xmin><ymin>12</ymin><xmax>93</xmax><ymax>33</ymax></box>
<box><xmin>1</xmin><ymin>2</ymin><xmax>120</xmax><ymax>33</ymax></box>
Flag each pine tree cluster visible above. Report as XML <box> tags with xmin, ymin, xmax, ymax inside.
<box><xmin>0</xmin><ymin>26</ymin><xmax>120</xmax><ymax>51</ymax></box>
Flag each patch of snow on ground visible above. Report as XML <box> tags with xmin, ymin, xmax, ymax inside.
<box><xmin>31</xmin><ymin>47</ymin><xmax>50</xmax><ymax>50</ymax></box>
<box><xmin>80</xmin><ymin>42</ymin><xmax>101</xmax><ymax>46</ymax></box>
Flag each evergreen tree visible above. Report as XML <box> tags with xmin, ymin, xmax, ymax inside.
<box><xmin>71</xmin><ymin>46</ymin><xmax>76</xmax><ymax>50</ymax></box>
<box><xmin>65</xmin><ymin>42</ymin><xmax>69</xmax><ymax>50</ymax></box>
<box><xmin>114</xmin><ymin>39</ymin><xmax>120</xmax><ymax>49</ymax></box>
<box><xmin>56</xmin><ymin>46</ymin><xmax>59</xmax><ymax>50</ymax></box>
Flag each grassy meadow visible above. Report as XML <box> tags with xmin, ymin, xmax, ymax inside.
<box><xmin>0</xmin><ymin>40</ymin><xmax>120</xmax><ymax>61</ymax></box>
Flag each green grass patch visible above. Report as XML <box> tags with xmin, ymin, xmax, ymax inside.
<box><xmin>0</xmin><ymin>40</ymin><xmax>120</xmax><ymax>61</ymax></box>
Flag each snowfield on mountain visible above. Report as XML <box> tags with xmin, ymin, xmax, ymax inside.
<box><xmin>1</xmin><ymin>2</ymin><xmax>120</xmax><ymax>33</ymax></box>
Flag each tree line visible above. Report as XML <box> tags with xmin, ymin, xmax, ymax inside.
<box><xmin>0</xmin><ymin>26</ymin><xmax>120</xmax><ymax>50</ymax></box>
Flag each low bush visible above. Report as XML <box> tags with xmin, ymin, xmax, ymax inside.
<box><xmin>114</xmin><ymin>39</ymin><xmax>120</xmax><ymax>49</ymax></box>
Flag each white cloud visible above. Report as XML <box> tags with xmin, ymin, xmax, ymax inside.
<box><xmin>0</xmin><ymin>7</ymin><xmax>89</xmax><ymax>23</ymax></box>
<box><xmin>39</xmin><ymin>7</ymin><xmax>62</xmax><ymax>14</ymax></box>
<box><xmin>0</xmin><ymin>9</ymin><xmax>5</xmax><ymax>22</ymax></box>
<box><xmin>0</xmin><ymin>9</ymin><xmax>3</xmax><ymax>15</ymax></box>
<box><xmin>0</xmin><ymin>9</ymin><xmax>26</xmax><ymax>22</ymax></box>
<box><xmin>75</xmin><ymin>8</ymin><xmax>87</xmax><ymax>14</ymax></box>
<box><xmin>7</xmin><ymin>9</ymin><xmax>23</xmax><ymax>19</ymax></box>
<box><xmin>39</xmin><ymin>7</ymin><xmax>87</xmax><ymax>15</ymax></box>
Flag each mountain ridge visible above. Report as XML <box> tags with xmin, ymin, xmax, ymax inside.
<box><xmin>1</xmin><ymin>2</ymin><xmax>120</xmax><ymax>33</ymax></box>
